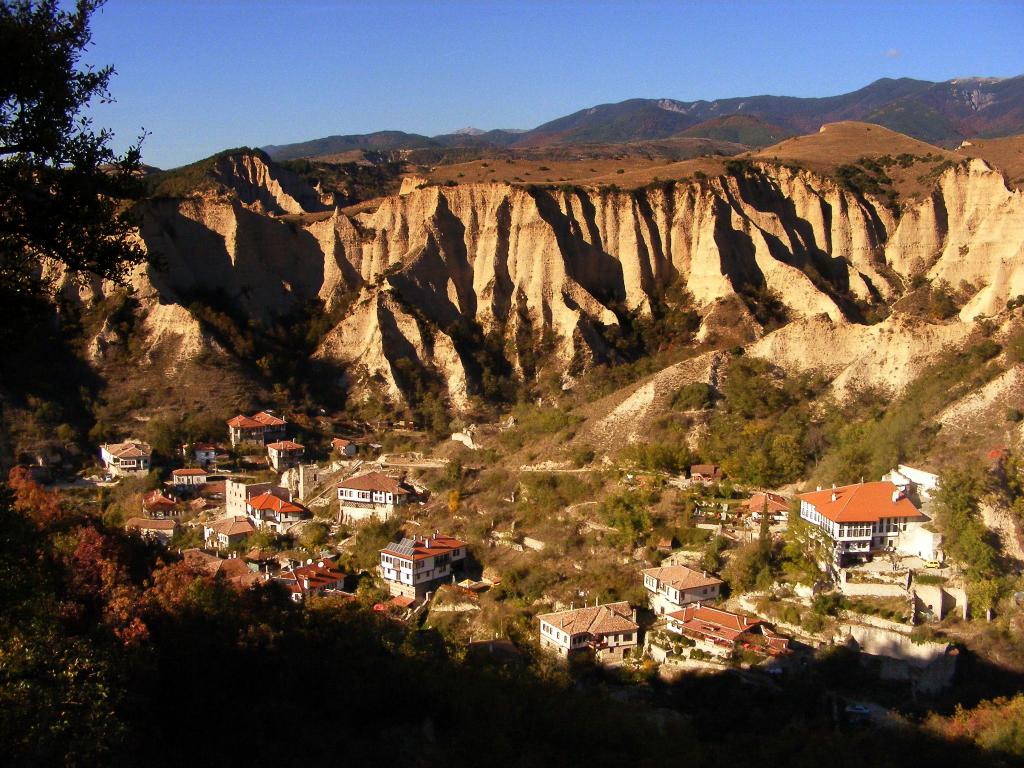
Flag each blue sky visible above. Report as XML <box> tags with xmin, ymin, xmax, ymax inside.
<box><xmin>83</xmin><ymin>0</ymin><xmax>1024</xmax><ymax>169</ymax></box>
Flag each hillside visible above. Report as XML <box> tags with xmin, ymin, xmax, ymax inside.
<box><xmin>7</xmin><ymin>122</ymin><xmax>1024</xmax><ymax>475</ymax></box>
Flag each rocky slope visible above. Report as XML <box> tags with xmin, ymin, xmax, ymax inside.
<box><xmin>89</xmin><ymin>145</ymin><xmax>1024</xmax><ymax>413</ymax></box>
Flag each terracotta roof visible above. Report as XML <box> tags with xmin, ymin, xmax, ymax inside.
<box><xmin>194</xmin><ymin>443</ymin><xmax>217</xmax><ymax>451</ymax></box>
<box><xmin>689</xmin><ymin>464</ymin><xmax>722</xmax><ymax>477</ymax></box>
<box><xmin>536</xmin><ymin>601</ymin><xmax>638</xmax><ymax>637</ymax></box>
<box><xmin>266</xmin><ymin>440</ymin><xmax>304</xmax><ymax>451</ymax></box>
<box><xmin>381</xmin><ymin>534</ymin><xmax>467</xmax><ymax>562</ymax></box>
<box><xmin>388</xmin><ymin>595</ymin><xmax>416</xmax><ymax>609</ymax></box>
<box><xmin>331</xmin><ymin>437</ymin><xmax>352</xmax><ymax>449</ymax></box>
<box><xmin>125</xmin><ymin>517</ymin><xmax>177</xmax><ymax>531</ymax></box>
<box><xmin>642</xmin><ymin>564</ymin><xmax>723</xmax><ymax>591</ymax></box>
<box><xmin>666</xmin><ymin>604</ymin><xmax>785</xmax><ymax>649</ymax></box>
<box><xmin>102</xmin><ymin>441</ymin><xmax>152</xmax><ymax>459</ymax></box>
<box><xmin>172</xmin><ymin>468</ymin><xmax>208</xmax><ymax>476</ymax></box>
<box><xmin>339</xmin><ymin>471</ymin><xmax>411</xmax><ymax>495</ymax></box>
<box><xmin>227</xmin><ymin>415</ymin><xmax>264</xmax><ymax>429</ymax></box>
<box><xmin>277</xmin><ymin>558</ymin><xmax>345</xmax><ymax>593</ymax></box>
<box><xmin>207</xmin><ymin>516</ymin><xmax>256</xmax><ymax>536</ymax></box>
<box><xmin>743</xmin><ymin>492</ymin><xmax>790</xmax><ymax>514</ymax></box>
<box><xmin>247</xmin><ymin>492</ymin><xmax>303</xmax><ymax>515</ymax></box>
<box><xmin>143</xmin><ymin>490</ymin><xmax>177</xmax><ymax>508</ymax></box>
<box><xmin>798</xmin><ymin>481</ymin><xmax>922</xmax><ymax>523</ymax></box>
<box><xmin>252</xmin><ymin>411</ymin><xmax>286</xmax><ymax>427</ymax></box>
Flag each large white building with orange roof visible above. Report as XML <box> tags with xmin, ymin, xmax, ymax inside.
<box><xmin>798</xmin><ymin>480</ymin><xmax>940</xmax><ymax>566</ymax></box>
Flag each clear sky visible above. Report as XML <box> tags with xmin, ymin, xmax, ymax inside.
<box><xmin>83</xmin><ymin>0</ymin><xmax>1024</xmax><ymax>169</ymax></box>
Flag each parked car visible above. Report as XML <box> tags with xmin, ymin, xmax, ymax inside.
<box><xmin>924</xmin><ymin>560</ymin><xmax>942</xmax><ymax>569</ymax></box>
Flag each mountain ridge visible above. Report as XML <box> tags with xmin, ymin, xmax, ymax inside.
<box><xmin>261</xmin><ymin>75</ymin><xmax>1024</xmax><ymax>161</ymax></box>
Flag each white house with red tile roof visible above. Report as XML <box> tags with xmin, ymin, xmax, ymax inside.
<box><xmin>125</xmin><ymin>517</ymin><xmax>177</xmax><ymax>545</ymax></box>
<box><xmin>100</xmin><ymin>441</ymin><xmax>152</xmax><ymax>476</ymax></box>
<box><xmin>203</xmin><ymin>516</ymin><xmax>257</xmax><ymax>550</ymax></box>
<box><xmin>275</xmin><ymin>557</ymin><xmax>346</xmax><ymax>602</ymax></box>
<box><xmin>641</xmin><ymin>564</ymin><xmax>724</xmax><ymax>615</ymax></box>
<box><xmin>142</xmin><ymin>490</ymin><xmax>179</xmax><ymax>519</ymax></box>
<box><xmin>798</xmin><ymin>481</ymin><xmax>938</xmax><ymax>566</ymax></box>
<box><xmin>379</xmin><ymin>533</ymin><xmax>467</xmax><ymax>599</ymax></box>
<box><xmin>227</xmin><ymin>411</ymin><xmax>287</xmax><ymax>446</ymax></box>
<box><xmin>666</xmin><ymin>604</ymin><xmax>789</xmax><ymax>657</ymax></box>
<box><xmin>224</xmin><ymin>479</ymin><xmax>291</xmax><ymax>517</ymax></box>
<box><xmin>246</xmin><ymin>491</ymin><xmax>308</xmax><ymax>533</ymax></box>
<box><xmin>331</xmin><ymin>437</ymin><xmax>357</xmax><ymax>457</ymax></box>
<box><xmin>266</xmin><ymin>440</ymin><xmax>304</xmax><ymax>471</ymax></box>
<box><xmin>689</xmin><ymin>463</ymin><xmax>723</xmax><ymax>485</ymax></box>
<box><xmin>742</xmin><ymin>491</ymin><xmax>790</xmax><ymax>522</ymax></box>
<box><xmin>338</xmin><ymin>471</ymin><xmax>415</xmax><ymax>523</ymax></box>
<box><xmin>537</xmin><ymin>601</ymin><xmax>639</xmax><ymax>665</ymax></box>
<box><xmin>171</xmin><ymin>467</ymin><xmax>208</xmax><ymax>487</ymax></box>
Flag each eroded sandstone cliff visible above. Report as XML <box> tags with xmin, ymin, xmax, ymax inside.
<box><xmin>102</xmin><ymin>150</ymin><xmax>1024</xmax><ymax>409</ymax></box>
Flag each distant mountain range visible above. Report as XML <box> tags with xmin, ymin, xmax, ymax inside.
<box><xmin>263</xmin><ymin>75</ymin><xmax>1024</xmax><ymax>161</ymax></box>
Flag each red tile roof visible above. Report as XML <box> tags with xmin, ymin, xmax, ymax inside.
<box><xmin>537</xmin><ymin>601</ymin><xmax>638</xmax><ymax>637</ymax></box>
<box><xmin>381</xmin><ymin>534</ymin><xmax>467</xmax><ymax>562</ymax></box>
<box><xmin>247</xmin><ymin>492</ymin><xmax>303</xmax><ymax>515</ymax></box>
<box><xmin>798</xmin><ymin>481</ymin><xmax>922</xmax><ymax>523</ymax></box>
<box><xmin>277</xmin><ymin>558</ymin><xmax>345</xmax><ymax>594</ymax></box>
<box><xmin>743</xmin><ymin>491</ymin><xmax>790</xmax><ymax>515</ymax></box>
<box><xmin>252</xmin><ymin>411</ymin><xmax>286</xmax><ymax>427</ymax></box>
<box><xmin>227</xmin><ymin>415</ymin><xmax>264</xmax><ymax>429</ymax></box>
<box><xmin>266</xmin><ymin>440</ymin><xmax>304</xmax><ymax>451</ymax></box>
<box><xmin>207</xmin><ymin>516</ymin><xmax>256</xmax><ymax>536</ymax></box>
<box><xmin>641</xmin><ymin>565</ymin><xmax>723</xmax><ymax>592</ymax></box>
<box><xmin>339</xmin><ymin>471</ymin><xmax>411</xmax><ymax>495</ymax></box>
<box><xmin>172</xmin><ymin>467</ymin><xmax>208</xmax><ymax>476</ymax></box>
<box><xmin>668</xmin><ymin>604</ymin><xmax>761</xmax><ymax>643</ymax></box>
<box><xmin>690</xmin><ymin>464</ymin><xmax>722</xmax><ymax>478</ymax></box>
<box><xmin>143</xmin><ymin>490</ymin><xmax>177</xmax><ymax>508</ymax></box>
<box><xmin>102</xmin><ymin>441</ymin><xmax>152</xmax><ymax>459</ymax></box>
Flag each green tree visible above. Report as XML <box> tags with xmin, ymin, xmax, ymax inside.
<box><xmin>0</xmin><ymin>0</ymin><xmax>145</xmax><ymax>299</ymax></box>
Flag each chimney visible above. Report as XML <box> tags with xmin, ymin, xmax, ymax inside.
<box><xmin>831</xmin><ymin>484</ymin><xmax>837</xmax><ymax>503</ymax></box>
<box><xmin>892</xmin><ymin>489</ymin><xmax>902</xmax><ymax>503</ymax></box>
<box><xmin>816</xmin><ymin>485</ymin><xmax>822</xmax><ymax>492</ymax></box>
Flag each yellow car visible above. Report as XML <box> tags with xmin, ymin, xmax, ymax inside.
<box><xmin>924</xmin><ymin>560</ymin><xmax>942</xmax><ymax>569</ymax></box>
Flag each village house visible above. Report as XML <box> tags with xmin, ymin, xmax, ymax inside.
<box><xmin>379</xmin><ymin>533</ymin><xmax>467</xmax><ymax>599</ymax></box>
<box><xmin>191</xmin><ymin>442</ymin><xmax>218</xmax><ymax>466</ymax></box>
<box><xmin>666</xmin><ymin>604</ymin><xmax>789</xmax><ymax>657</ymax></box>
<box><xmin>689</xmin><ymin>464</ymin><xmax>723</xmax><ymax>486</ymax></box>
<box><xmin>142</xmin><ymin>489</ymin><xmax>179</xmax><ymax>519</ymax></box>
<box><xmin>171</xmin><ymin>467</ymin><xmax>208</xmax><ymax>488</ymax></box>
<box><xmin>183</xmin><ymin>549</ymin><xmax>264</xmax><ymax>590</ymax></box>
<box><xmin>275</xmin><ymin>557</ymin><xmax>346</xmax><ymax>602</ymax></box>
<box><xmin>338</xmin><ymin>471</ymin><xmax>416</xmax><ymax>523</ymax></box>
<box><xmin>742</xmin><ymin>491</ymin><xmax>790</xmax><ymax>522</ymax></box>
<box><xmin>537</xmin><ymin>602</ymin><xmax>639</xmax><ymax>665</ymax></box>
<box><xmin>267</xmin><ymin>440</ymin><xmax>304</xmax><ymax>471</ymax></box>
<box><xmin>246</xmin><ymin>491</ymin><xmax>308</xmax><ymax>533</ymax></box>
<box><xmin>331</xmin><ymin>437</ymin><xmax>357</xmax><ymax>457</ymax></box>
<box><xmin>125</xmin><ymin>517</ymin><xmax>177</xmax><ymax>545</ymax></box>
<box><xmin>100</xmin><ymin>441</ymin><xmax>152</xmax><ymax>476</ymax></box>
<box><xmin>224</xmin><ymin>479</ymin><xmax>292</xmax><ymax>517</ymax></box>
<box><xmin>226</xmin><ymin>410</ymin><xmax>287</xmax><ymax>447</ymax></box>
<box><xmin>642</xmin><ymin>564</ymin><xmax>724</xmax><ymax>615</ymax></box>
<box><xmin>798</xmin><ymin>481</ymin><xmax>940</xmax><ymax>567</ymax></box>
<box><xmin>203</xmin><ymin>516</ymin><xmax>256</xmax><ymax>550</ymax></box>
